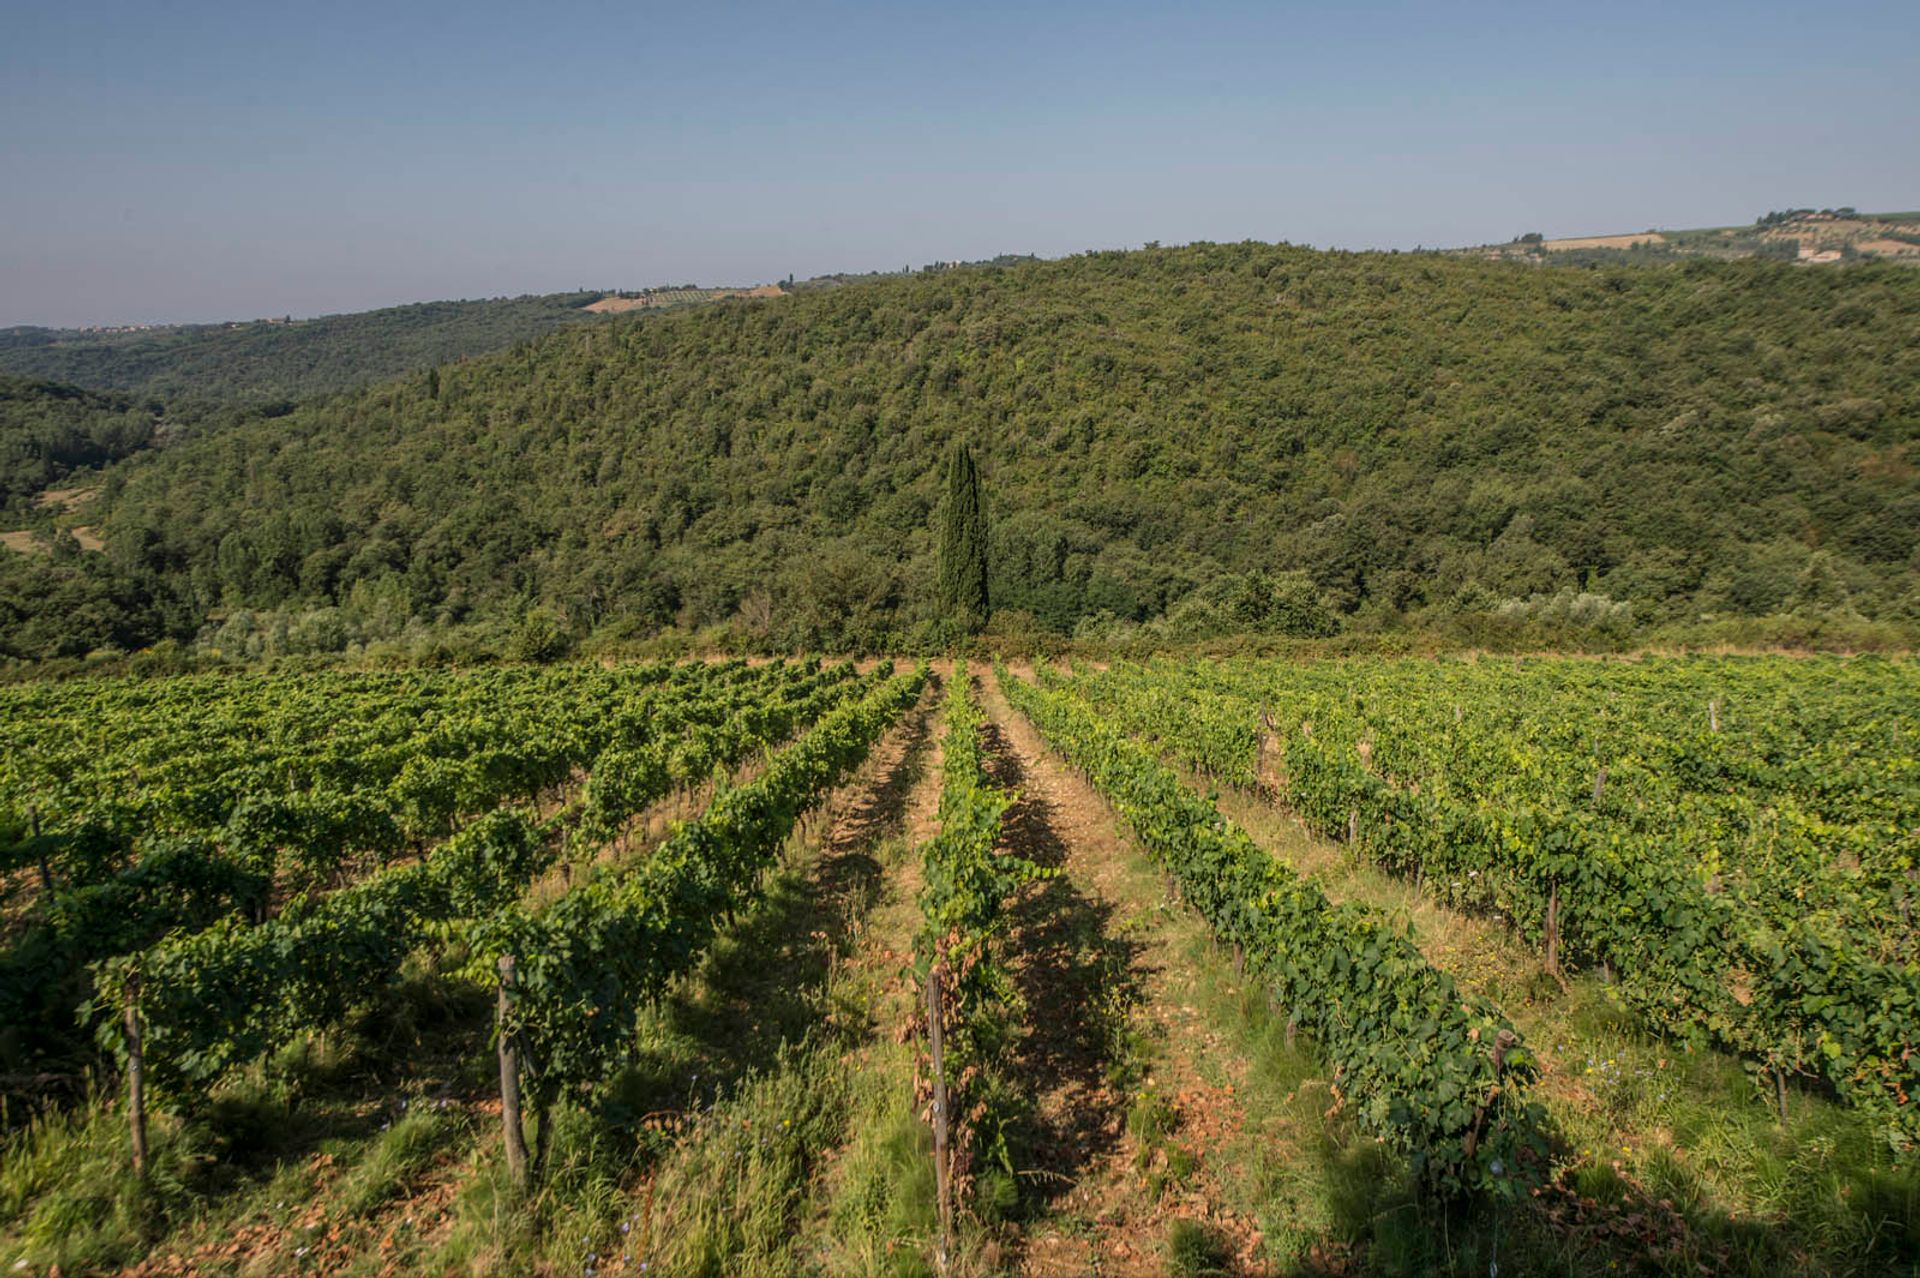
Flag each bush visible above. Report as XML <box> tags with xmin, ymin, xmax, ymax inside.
<box><xmin>506</xmin><ymin>606</ymin><xmax>575</xmax><ymax>662</ymax></box>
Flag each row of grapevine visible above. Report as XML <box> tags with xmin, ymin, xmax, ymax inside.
<box><xmin>570</xmin><ymin>660</ymin><xmax>862</xmax><ymax>852</ymax></box>
<box><xmin>1279</xmin><ymin>723</ymin><xmax>1920</xmax><ymax>1152</ymax></box>
<box><xmin>83</xmin><ymin>663</ymin><xmax>876</xmax><ymax>1104</ymax></box>
<box><xmin>68</xmin><ymin>663</ymin><xmax>920</xmax><ymax>1178</ymax></box>
<box><xmin>914</xmin><ymin>674</ymin><xmax>1041</xmax><ymax>1236</ymax></box>
<box><xmin>92</xmin><ymin>808</ymin><xmax>552</xmax><ymax>1098</ymax></box>
<box><xmin>3</xmin><ymin>658</ymin><xmax>793</xmax><ymax>895</ymax></box>
<box><xmin>1001</xmin><ymin>667</ymin><xmax>1543</xmax><ymax>1192</ymax></box>
<box><xmin>476</xmin><ymin>667</ymin><xmax>930</xmax><ymax>1185</ymax></box>
<box><xmin>0</xmin><ymin>661</ymin><xmax>849</xmax><ymax>1073</ymax></box>
<box><xmin>1063</xmin><ymin>657</ymin><xmax>1920</xmax><ymax>1152</ymax></box>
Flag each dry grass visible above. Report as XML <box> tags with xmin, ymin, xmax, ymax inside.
<box><xmin>33</xmin><ymin>486</ymin><xmax>97</xmax><ymax>511</ymax></box>
<box><xmin>1544</xmin><ymin>232</ymin><xmax>1667</xmax><ymax>251</ymax></box>
<box><xmin>583</xmin><ymin>287</ymin><xmax>782</xmax><ymax>314</ymax></box>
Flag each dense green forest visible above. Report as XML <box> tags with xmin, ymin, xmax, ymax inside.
<box><xmin>0</xmin><ymin>293</ymin><xmax>608</xmax><ymax>405</ymax></box>
<box><xmin>0</xmin><ymin>376</ymin><xmax>161</xmax><ymax>517</ymax></box>
<box><xmin>4</xmin><ymin>242</ymin><xmax>1917</xmax><ymax>662</ymax></box>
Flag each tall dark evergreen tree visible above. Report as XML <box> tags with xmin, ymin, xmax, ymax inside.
<box><xmin>938</xmin><ymin>441</ymin><xmax>990</xmax><ymax>632</ymax></box>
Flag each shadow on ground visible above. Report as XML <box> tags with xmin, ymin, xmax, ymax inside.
<box><xmin>980</xmin><ymin>717</ymin><xmax>1148</xmax><ymax>1223</ymax></box>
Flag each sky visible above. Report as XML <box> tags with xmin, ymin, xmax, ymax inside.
<box><xmin>3</xmin><ymin>0</ymin><xmax>1916</xmax><ymax>327</ymax></box>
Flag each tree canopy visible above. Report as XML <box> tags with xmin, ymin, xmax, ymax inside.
<box><xmin>938</xmin><ymin>441</ymin><xmax>990</xmax><ymax>633</ymax></box>
<box><xmin>3</xmin><ymin>241</ymin><xmax>1916</xmax><ymax>660</ymax></box>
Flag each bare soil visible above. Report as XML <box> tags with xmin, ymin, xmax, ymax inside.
<box><xmin>980</xmin><ymin>670</ymin><xmax>1271</xmax><ymax>1276</ymax></box>
<box><xmin>1543</xmin><ymin>232</ymin><xmax>1666</xmax><ymax>251</ymax></box>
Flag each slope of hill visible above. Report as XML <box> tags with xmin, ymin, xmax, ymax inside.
<box><xmin>0</xmin><ymin>376</ymin><xmax>159</xmax><ymax>518</ymax></box>
<box><xmin>0</xmin><ymin>292</ymin><xmax>614</xmax><ymax>405</ymax></box>
<box><xmin>9</xmin><ymin>241</ymin><xmax>1903</xmax><ymax>663</ymax></box>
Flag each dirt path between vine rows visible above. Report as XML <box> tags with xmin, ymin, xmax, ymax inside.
<box><xmin>978</xmin><ymin>669</ymin><xmax>1272</xmax><ymax>1277</ymax></box>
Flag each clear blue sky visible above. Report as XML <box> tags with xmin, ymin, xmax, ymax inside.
<box><xmin>3</xmin><ymin>0</ymin><xmax>1916</xmax><ymax>327</ymax></box>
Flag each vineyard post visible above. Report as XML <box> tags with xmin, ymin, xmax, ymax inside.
<box><xmin>925</xmin><ymin>961</ymin><xmax>953</xmax><ymax>1272</ymax></box>
<box><xmin>124</xmin><ymin>967</ymin><xmax>148</xmax><ymax>1179</ymax></box>
<box><xmin>497</xmin><ymin>955</ymin><xmax>531</xmax><ymax>1193</ymax></box>
<box><xmin>1709</xmin><ymin>699</ymin><xmax>1720</xmax><ymax>733</ymax></box>
<box><xmin>1257</xmin><ymin>707</ymin><xmax>1277</xmax><ymax>787</ymax></box>
<box><xmin>28</xmin><ymin>805</ymin><xmax>54</xmax><ymax>895</ymax></box>
<box><xmin>1592</xmin><ymin>766</ymin><xmax>1607</xmax><ymax>804</ymax></box>
<box><xmin>1464</xmin><ymin>1029</ymin><xmax>1519</xmax><ymax>1161</ymax></box>
<box><xmin>1544</xmin><ymin>881</ymin><xmax>1561</xmax><ymax>981</ymax></box>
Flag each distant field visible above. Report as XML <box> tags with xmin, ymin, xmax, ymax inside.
<box><xmin>1475</xmin><ymin>210</ymin><xmax>1920</xmax><ymax>265</ymax></box>
<box><xmin>584</xmin><ymin>285</ymin><xmax>783</xmax><ymax>313</ymax></box>
<box><xmin>1543</xmin><ymin>231</ymin><xmax>1667</xmax><ymax>250</ymax></box>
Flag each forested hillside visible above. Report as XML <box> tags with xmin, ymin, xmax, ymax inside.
<box><xmin>7</xmin><ymin>242</ymin><xmax>1918</xmax><ymax>661</ymax></box>
<box><xmin>0</xmin><ymin>376</ymin><xmax>160</xmax><ymax>517</ymax></box>
<box><xmin>0</xmin><ymin>292</ymin><xmax>607</xmax><ymax>405</ymax></box>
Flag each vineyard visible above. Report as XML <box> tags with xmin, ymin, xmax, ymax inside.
<box><xmin>1051</xmin><ymin>657</ymin><xmax>1920</xmax><ymax>1151</ymax></box>
<box><xmin>1</xmin><ymin>656</ymin><xmax>1916</xmax><ymax>1275</ymax></box>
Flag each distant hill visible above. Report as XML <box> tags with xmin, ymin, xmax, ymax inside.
<box><xmin>8</xmin><ymin>240</ymin><xmax>1911</xmax><ymax>662</ymax></box>
<box><xmin>1465</xmin><ymin>208</ymin><xmax>1920</xmax><ymax>266</ymax></box>
<box><xmin>0</xmin><ymin>263</ymin><xmax>1032</xmax><ymax>409</ymax></box>
<box><xmin>0</xmin><ymin>292</ymin><xmax>618</xmax><ymax>405</ymax></box>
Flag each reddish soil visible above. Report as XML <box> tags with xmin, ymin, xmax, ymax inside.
<box><xmin>979</xmin><ymin>671</ymin><xmax>1270</xmax><ymax>1276</ymax></box>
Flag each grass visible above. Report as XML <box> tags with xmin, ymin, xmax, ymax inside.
<box><xmin>1166</xmin><ymin>1217</ymin><xmax>1234</xmax><ymax>1277</ymax></box>
<box><xmin>819</xmin><ymin>1075</ymin><xmax>940</xmax><ymax>1278</ymax></box>
<box><xmin>0</xmin><ymin>1093</ymin><xmax>174</xmax><ymax>1272</ymax></box>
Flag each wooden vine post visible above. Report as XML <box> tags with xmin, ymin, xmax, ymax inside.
<box><xmin>925</xmin><ymin>960</ymin><xmax>953</xmax><ymax>1273</ymax></box>
<box><xmin>124</xmin><ymin>966</ymin><xmax>148</xmax><ymax>1179</ymax></box>
<box><xmin>1544</xmin><ymin>881</ymin><xmax>1561</xmax><ymax>980</ymax></box>
<box><xmin>1463</xmin><ymin>1028</ymin><xmax>1520</xmax><ymax>1161</ymax></box>
<box><xmin>1545</xmin><ymin>764</ymin><xmax>1609</xmax><ymax>982</ymax></box>
<box><xmin>497</xmin><ymin>955</ymin><xmax>532</xmax><ymax>1193</ymax></box>
<box><xmin>29</xmin><ymin>805</ymin><xmax>53</xmax><ymax>896</ymax></box>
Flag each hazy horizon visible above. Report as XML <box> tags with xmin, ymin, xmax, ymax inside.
<box><xmin>5</xmin><ymin>0</ymin><xmax>1917</xmax><ymax>329</ymax></box>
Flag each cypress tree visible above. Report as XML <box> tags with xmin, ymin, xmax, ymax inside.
<box><xmin>938</xmin><ymin>441</ymin><xmax>990</xmax><ymax>632</ymax></box>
